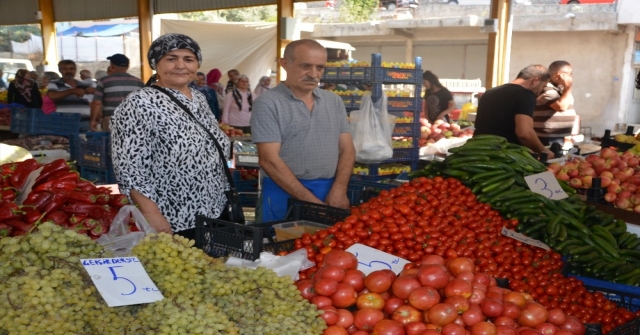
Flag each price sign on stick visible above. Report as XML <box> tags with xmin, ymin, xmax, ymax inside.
<box><xmin>81</xmin><ymin>257</ymin><xmax>163</xmax><ymax>307</ymax></box>
<box><xmin>346</xmin><ymin>244</ymin><xmax>410</xmax><ymax>276</ymax></box>
<box><xmin>501</xmin><ymin>227</ymin><xmax>550</xmax><ymax>251</ymax></box>
<box><xmin>524</xmin><ymin>171</ymin><xmax>568</xmax><ymax>200</ymax></box>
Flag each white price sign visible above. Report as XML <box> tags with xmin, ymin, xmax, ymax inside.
<box><xmin>501</xmin><ymin>227</ymin><xmax>550</xmax><ymax>251</ymax></box>
<box><xmin>524</xmin><ymin>171</ymin><xmax>568</xmax><ymax>200</ymax></box>
<box><xmin>81</xmin><ymin>257</ymin><xmax>163</xmax><ymax>307</ymax></box>
<box><xmin>346</xmin><ymin>244</ymin><xmax>410</xmax><ymax>276</ymax></box>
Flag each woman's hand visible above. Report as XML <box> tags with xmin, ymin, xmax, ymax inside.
<box><xmin>130</xmin><ymin>189</ymin><xmax>173</xmax><ymax>234</ymax></box>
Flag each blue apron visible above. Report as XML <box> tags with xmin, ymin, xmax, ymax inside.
<box><xmin>261</xmin><ymin>177</ymin><xmax>334</xmax><ymax>222</ymax></box>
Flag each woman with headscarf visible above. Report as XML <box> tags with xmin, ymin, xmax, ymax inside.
<box><xmin>221</xmin><ymin>74</ymin><xmax>252</xmax><ymax>134</ymax></box>
<box><xmin>7</xmin><ymin>69</ymin><xmax>43</xmax><ymax>108</ymax></box>
<box><xmin>206</xmin><ymin>68</ymin><xmax>225</xmax><ymax>97</ymax></box>
<box><xmin>253</xmin><ymin>75</ymin><xmax>271</xmax><ymax>99</ymax></box>
<box><xmin>192</xmin><ymin>71</ymin><xmax>221</xmax><ymax>120</ymax></box>
<box><xmin>110</xmin><ymin>33</ymin><xmax>231</xmax><ymax>239</ymax></box>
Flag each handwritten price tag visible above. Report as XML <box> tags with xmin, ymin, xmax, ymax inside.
<box><xmin>524</xmin><ymin>171</ymin><xmax>568</xmax><ymax>200</ymax></box>
<box><xmin>501</xmin><ymin>227</ymin><xmax>550</xmax><ymax>251</ymax></box>
<box><xmin>81</xmin><ymin>257</ymin><xmax>163</xmax><ymax>307</ymax></box>
<box><xmin>346</xmin><ymin>244</ymin><xmax>410</xmax><ymax>276</ymax></box>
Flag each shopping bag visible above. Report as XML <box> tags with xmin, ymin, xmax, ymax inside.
<box><xmin>350</xmin><ymin>94</ymin><xmax>396</xmax><ymax>164</ymax></box>
<box><xmin>96</xmin><ymin>205</ymin><xmax>157</xmax><ymax>257</ymax></box>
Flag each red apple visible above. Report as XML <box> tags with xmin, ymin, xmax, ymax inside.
<box><xmin>604</xmin><ymin>192</ymin><xmax>617</xmax><ymax>203</ymax></box>
<box><xmin>581</xmin><ymin>168</ymin><xmax>596</xmax><ymax>177</ymax></box>
<box><xmin>548</xmin><ymin>162</ymin><xmax>563</xmax><ymax>174</ymax></box>
<box><xmin>586</xmin><ymin>154</ymin><xmax>600</xmax><ymax>163</ymax></box>
<box><xmin>630</xmin><ymin>194</ymin><xmax>640</xmax><ymax>205</ymax></box>
<box><xmin>615</xmin><ymin>171</ymin><xmax>629</xmax><ymax>183</ymax></box>
<box><xmin>581</xmin><ymin>176</ymin><xmax>593</xmax><ymax>188</ymax></box>
<box><xmin>601</xmin><ymin>148</ymin><xmax>618</xmax><ymax>159</ymax></box>
<box><xmin>630</xmin><ymin>175</ymin><xmax>640</xmax><ymax>186</ymax></box>
<box><xmin>619</xmin><ymin>190</ymin><xmax>632</xmax><ymax>200</ymax></box>
<box><xmin>608</xmin><ymin>158</ymin><xmax>621</xmax><ymax>168</ymax></box>
<box><xmin>568</xmin><ymin>169</ymin><xmax>580</xmax><ymax>178</ymax></box>
<box><xmin>556</xmin><ymin>171</ymin><xmax>570</xmax><ymax>182</ymax></box>
<box><xmin>600</xmin><ymin>176</ymin><xmax>612</xmax><ymax>188</ymax></box>
<box><xmin>578</xmin><ymin>161</ymin><xmax>593</xmax><ymax>171</ymax></box>
<box><xmin>569</xmin><ymin>178</ymin><xmax>583</xmax><ymax>188</ymax></box>
<box><xmin>600</xmin><ymin>171</ymin><xmax>614</xmax><ymax>179</ymax></box>
<box><xmin>615</xmin><ymin>198</ymin><xmax>632</xmax><ymax>210</ymax></box>
<box><xmin>634</xmin><ymin>204</ymin><xmax>640</xmax><ymax>214</ymax></box>
<box><xmin>593</xmin><ymin>157</ymin><xmax>606</xmax><ymax>166</ymax></box>
<box><xmin>595</xmin><ymin>165</ymin><xmax>610</xmax><ymax>175</ymax></box>
<box><xmin>607</xmin><ymin>183</ymin><xmax>622</xmax><ymax>194</ymax></box>
<box><xmin>624</xmin><ymin>167</ymin><xmax>635</xmax><ymax>177</ymax></box>
<box><xmin>628</xmin><ymin>157</ymin><xmax>639</xmax><ymax>168</ymax></box>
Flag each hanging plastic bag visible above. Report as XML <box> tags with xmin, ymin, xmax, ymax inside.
<box><xmin>96</xmin><ymin>205</ymin><xmax>157</xmax><ymax>257</ymax></box>
<box><xmin>350</xmin><ymin>93</ymin><xmax>396</xmax><ymax>164</ymax></box>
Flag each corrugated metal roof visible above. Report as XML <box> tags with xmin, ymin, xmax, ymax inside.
<box><xmin>153</xmin><ymin>0</ymin><xmax>277</xmax><ymax>14</ymax></box>
<box><xmin>0</xmin><ymin>0</ymin><xmax>40</xmax><ymax>25</ymax></box>
<box><xmin>53</xmin><ymin>0</ymin><xmax>138</xmax><ymax>22</ymax></box>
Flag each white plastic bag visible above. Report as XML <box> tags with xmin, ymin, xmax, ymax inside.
<box><xmin>350</xmin><ymin>94</ymin><xmax>396</xmax><ymax>164</ymax></box>
<box><xmin>96</xmin><ymin>205</ymin><xmax>157</xmax><ymax>257</ymax></box>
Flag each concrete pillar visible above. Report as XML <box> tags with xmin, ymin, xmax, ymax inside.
<box><xmin>38</xmin><ymin>0</ymin><xmax>58</xmax><ymax>70</ymax></box>
<box><xmin>405</xmin><ymin>39</ymin><xmax>414</xmax><ymax>64</ymax></box>
<box><xmin>138</xmin><ymin>0</ymin><xmax>153</xmax><ymax>82</ymax></box>
<box><xmin>277</xmin><ymin>0</ymin><xmax>294</xmax><ymax>83</ymax></box>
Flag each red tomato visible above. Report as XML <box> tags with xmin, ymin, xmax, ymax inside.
<box><xmin>535</xmin><ymin>323</ymin><xmax>558</xmax><ymax>335</ymax></box>
<box><xmin>353</xmin><ymin>308</ymin><xmax>384</xmax><ymax>332</ymax></box>
<box><xmin>364</xmin><ymin>270</ymin><xmax>395</xmax><ymax>293</ymax></box>
<box><xmin>336</xmin><ymin>309</ymin><xmax>354</xmax><ymax>329</ymax></box>
<box><xmin>559</xmin><ymin>316</ymin><xmax>585</xmax><ymax>335</ymax></box>
<box><xmin>462</xmin><ymin>308</ymin><xmax>485</xmax><ymax>327</ymax></box>
<box><xmin>392</xmin><ymin>274</ymin><xmax>422</xmax><ymax>300</ymax></box>
<box><xmin>470</xmin><ymin>321</ymin><xmax>497</xmax><ymax>335</ymax></box>
<box><xmin>342</xmin><ymin>269</ymin><xmax>366</xmax><ymax>293</ymax></box>
<box><xmin>444</xmin><ymin>295</ymin><xmax>470</xmax><ymax>314</ymax></box>
<box><xmin>427</xmin><ymin>303</ymin><xmax>458</xmax><ymax>327</ymax></box>
<box><xmin>331</xmin><ymin>283</ymin><xmax>358</xmax><ymax>308</ymax></box>
<box><xmin>323</xmin><ymin>325</ymin><xmax>349</xmax><ymax>335</ymax></box>
<box><xmin>405</xmin><ymin>321</ymin><xmax>428</xmax><ymax>335</ymax></box>
<box><xmin>356</xmin><ymin>292</ymin><xmax>385</xmax><ymax>311</ymax></box>
<box><xmin>480</xmin><ymin>298</ymin><xmax>504</xmax><ymax>318</ymax></box>
<box><xmin>314</xmin><ymin>279</ymin><xmax>339</xmax><ymax>297</ymax></box>
<box><xmin>319</xmin><ymin>306</ymin><xmax>339</xmax><ymax>326</ymax></box>
<box><xmin>392</xmin><ymin>305</ymin><xmax>423</xmax><ymax>326</ymax></box>
<box><xmin>384</xmin><ymin>296</ymin><xmax>407</xmax><ymax>315</ymax></box>
<box><xmin>324</xmin><ymin>250</ymin><xmax>358</xmax><ymax>271</ymax></box>
<box><xmin>296</xmin><ymin>279</ymin><xmax>316</xmax><ymax>301</ymax></box>
<box><xmin>417</xmin><ymin>264</ymin><xmax>450</xmax><ymax>289</ymax></box>
<box><xmin>441</xmin><ymin>323</ymin><xmax>466</xmax><ymax>335</ymax></box>
<box><xmin>444</xmin><ymin>278</ymin><xmax>473</xmax><ymax>299</ymax></box>
<box><xmin>517</xmin><ymin>301</ymin><xmax>549</xmax><ymax>328</ymax></box>
<box><xmin>502</xmin><ymin>301</ymin><xmax>522</xmax><ymax>319</ymax></box>
<box><xmin>311</xmin><ymin>296</ymin><xmax>333</xmax><ymax>308</ymax></box>
<box><xmin>316</xmin><ymin>266</ymin><xmax>346</xmax><ymax>282</ymax></box>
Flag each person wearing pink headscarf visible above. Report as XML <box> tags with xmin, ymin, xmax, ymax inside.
<box><xmin>206</xmin><ymin>68</ymin><xmax>225</xmax><ymax>97</ymax></box>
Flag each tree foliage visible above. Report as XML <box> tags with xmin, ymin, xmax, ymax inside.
<box><xmin>339</xmin><ymin>0</ymin><xmax>378</xmax><ymax>23</ymax></box>
<box><xmin>0</xmin><ymin>25</ymin><xmax>41</xmax><ymax>52</ymax></box>
<box><xmin>178</xmin><ymin>5</ymin><xmax>277</xmax><ymax>23</ymax></box>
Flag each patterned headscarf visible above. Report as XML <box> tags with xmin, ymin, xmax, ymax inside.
<box><xmin>147</xmin><ymin>33</ymin><xmax>202</xmax><ymax>71</ymax></box>
<box><xmin>207</xmin><ymin>69</ymin><xmax>222</xmax><ymax>85</ymax></box>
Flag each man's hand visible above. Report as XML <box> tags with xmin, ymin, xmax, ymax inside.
<box><xmin>324</xmin><ymin>187</ymin><xmax>350</xmax><ymax>209</ymax></box>
<box><xmin>73</xmin><ymin>88</ymin><xmax>86</xmax><ymax>97</ymax></box>
<box><xmin>556</xmin><ymin>72</ymin><xmax>572</xmax><ymax>89</ymax></box>
<box><xmin>90</xmin><ymin>118</ymin><xmax>101</xmax><ymax>132</ymax></box>
<box><xmin>85</xmin><ymin>87</ymin><xmax>96</xmax><ymax>94</ymax></box>
<box><xmin>544</xmin><ymin>149</ymin><xmax>555</xmax><ymax>160</ymax></box>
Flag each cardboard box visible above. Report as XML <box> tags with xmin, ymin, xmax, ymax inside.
<box><xmin>273</xmin><ymin>221</ymin><xmax>328</xmax><ymax>241</ymax></box>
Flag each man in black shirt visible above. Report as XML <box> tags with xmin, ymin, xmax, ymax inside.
<box><xmin>474</xmin><ymin>64</ymin><xmax>555</xmax><ymax>159</ymax></box>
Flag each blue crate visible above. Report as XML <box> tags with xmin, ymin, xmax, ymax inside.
<box><xmin>571</xmin><ymin>275</ymin><xmax>640</xmax><ymax>312</ymax></box>
<box><xmin>69</xmin><ymin>132</ymin><xmax>110</xmax><ymax>163</ymax></box>
<box><xmin>10</xmin><ymin>107</ymin><xmax>81</xmax><ymax>135</ymax></box>
<box><xmin>80</xmin><ymin>165</ymin><xmax>116</xmax><ymax>185</ymax></box>
<box><xmin>347</xmin><ymin>177</ymin><xmax>399</xmax><ymax>205</ymax></box>
<box><xmin>387</xmin><ymin>97</ymin><xmax>422</xmax><ymax>112</ymax></box>
<box><xmin>393</xmin><ymin>123</ymin><xmax>420</xmax><ymax>137</ymax></box>
<box><xmin>384</xmin><ymin>147</ymin><xmax>419</xmax><ymax>163</ymax></box>
<box><xmin>340</xmin><ymin>95</ymin><xmax>354</xmax><ymax>109</ymax></box>
<box><xmin>373</xmin><ymin>67</ymin><xmax>422</xmax><ymax>84</ymax></box>
<box><xmin>78</xmin><ymin>133</ymin><xmax>111</xmax><ymax>169</ymax></box>
<box><xmin>232</xmin><ymin>170</ymin><xmax>259</xmax><ymax>192</ymax></box>
<box><xmin>323</xmin><ymin>67</ymin><xmax>339</xmax><ymax>80</ymax></box>
<box><xmin>350</xmin><ymin>67</ymin><xmax>372</xmax><ymax>81</ymax></box>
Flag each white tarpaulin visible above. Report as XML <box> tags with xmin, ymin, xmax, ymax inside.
<box><xmin>11</xmin><ymin>35</ymin><xmax>43</xmax><ymax>55</ymax></box>
<box><xmin>161</xmin><ymin>19</ymin><xmax>277</xmax><ymax>90</ymax></box>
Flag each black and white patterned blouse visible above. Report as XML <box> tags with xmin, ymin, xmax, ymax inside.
<box><xmin>110</xmin><ymin>86</ymin><xmax>230</xmax><ymax>232</ymax></box>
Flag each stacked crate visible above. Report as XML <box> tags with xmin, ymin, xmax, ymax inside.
<box><xmin>70</xmin><ymin>132</ymin><xmax>116</xmax><ymax>185</ymax></box>
<box><xmin>323</xmin><ymin>53</ymin><xmax>423</xmax><ymax>181</ymax></box>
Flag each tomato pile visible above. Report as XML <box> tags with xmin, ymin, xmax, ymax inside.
<box><xmin>0</xmin><ymin>159</ymin><xmax>132</xmax><ymax>239</ymax></box>
<box><xmin>293</xmin><ymin>176</ymin><xmax>638</xmax><ymax>334</ymax></box>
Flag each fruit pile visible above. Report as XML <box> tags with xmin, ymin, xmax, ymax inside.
<box><xmin>294</xmin><ymin>164</ymin><xmax>637</xmax><ymax>333</ymax></box>
<box><xmin>352</xmin><ymin>163</ymin><xmax>412</xmax><ymax>176</ymax></box>
<box><xmin>301</xmin><ymin>250</ymin><xmax>589</xmax><ymax>335</ymax></box>
<box><xmin>419</xmin><ymin>119</ymin><xmax>474</xmax><ymax>147</ymax></box>
<box><xmin>392</xmin><ymin>137</ymin><xmax>414</xmax><ymax>149</ymax></box>
<box><xmin>326</xmin><ymin>61</ymin><xmax>371</xmax><ymax>67</ymax></box>
<box><xmin>416</xmin><ymin>135</ymin><xmax>640</xmax><ymax>286</ymax></box>
<box><xmin>0</xmin><ymin>104</ymin><xmax>10</xmax><ymax>126</ymax></box>
<box><xmin>547</xmin><ymin>148</ymin><xmax>640</xmax><ymax>211</ymax></box>
<box><xmin>0</xmin><ymin>224</ymin><xmax>326</xmax><ymax>334</ymax></box>
<box><xmin>0</xmin><ymin>159</ymin><xmax>131</xmax><ymax>239</ymax></box>
<box><xmin>219</xmin><ymin>123</ymin><xmax>245</xmax><ymax>137</ymax></box>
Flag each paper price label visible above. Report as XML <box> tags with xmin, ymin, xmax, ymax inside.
<box><xmin>346</xmin><ymin>244</ymin><xmax>410</xmax><ymax>276</ymax></box>
<box><xmin>502</xmin><ymin>227</ymin><xmax>550</xmax><ymax>250</ymax></box>
<box><xmin>524</xmin><ymin>171</ymin><xmax>568</xmax><ymax>200</ymax></box>
<box><xmin>81</xmin><ymin>257</ymin><xmax>163</xmax><ymax>307</ymax></box>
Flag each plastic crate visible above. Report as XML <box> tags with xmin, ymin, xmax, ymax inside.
<box><xmin>195</xmin><ymin>216</ymin><xmax>295</xmax><ymax>260</ymax></box>
<box><xmin>80</xmin><ymin>165</ymin><xmax>116</xmax><ymax>185</ymax></box>
<box><xmin>337</xmin><ymin>67</ymin><xmax>353</xmax><ymax>80</ymax></box>
<box><xmin>340</xmin><ymin>95</ymin><xmax>355</xmax><ymax>109</ymax></box>
<box><xmin>350</xmin><ymin>67</ymin><xmax>372</xmax><ymax>81</ymax></box>
<box><xmin>609</xmin><ymin>318</ymin><xmax>640</xmax><ymax>335</ymax></box>
<box><xmin>10</xmin><ymin>107</ymin><xmax>81</xmax><ymax>135</ymax></box>
<box><xmin>387</xmin><ymin>97</ymin><xmax>422</xmax><ymax>111</ymax></box>
<box><xmin>384</xmin><ymin>147</ymin><xmax>419</xmax><ymax>163</ymax></box>
<box><xmin>393</xmin><ymin>123</ymin><xmax>420</xmax><ymax>137</ymax></box>
<box><xmin>78</xmin><ymin>133</ymin><xmax>111</xmax><ymax>169</ymax></box>
<box><xmin>323</xmin><ymin>67</ymin><xmax>339</xmax><ymax>80</ymax></box>
<box><xmin>68</xmin><ymin>132</ymin><xmax>110</xmax><ymax>162</ymax></box>
<box><xmin>232</xmin><ymin>170</ymin><xmax>259</xmax><ymax>193</ymax></box>
<box><xmin>286</xmin><ymin>199</ymin><xmax>350</xmax><ymax>226</ymax></box>
<box><xmin>373</xmin><ymin>67</ymin><xmax>422</xmax><ymax>84</ymax></box>
<box><xmin>347</xmin><ymin>178</ymin><xmax>399</xmax><ymax>205</ymax></box>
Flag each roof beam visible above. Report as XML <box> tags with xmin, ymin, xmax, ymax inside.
<box><xmin>393</xmin><ymin>28</ymin><xmax>414</xmax><ymax>39</ymax></box>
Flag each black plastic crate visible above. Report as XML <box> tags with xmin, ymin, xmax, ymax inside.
<box><xmin>80</xmin><ymin>165</ymin><xmax>116</xmax><ymax>185</ymax></box>
<box><xmin>609</xmin><ymin>318</ymin><xmax>640</xmax><ymax>335</ymax></box>
<box><xmin>347</xmin><ymin>178</ymin><xmax>399</xmax><ymax>205</ymax></box>
<box><xmin>563</xmin><ymin>263</ymin><xmax>640</xmax><ymax>312</ymax></box>
<box><xmin>285</xmin><ymin>199</ymin><xmax>350</xmax><ymax>226</ymax></box>
<box><xmin>323</xmin><ymin>68</ymin><xmax>339</xmax><ymax>80</ymax></box>
<box><xmin>76</xmin><ymin>132</ymin><xmax>111</xmax><ymax>168</ymax></box>
<box><xmin>337</xmin><ymin>67</ymin><xmax>352</xmax><ymax>80</ymax></box>
<box><xmin>195</xmin><ymin>216</ymin><xmax>294</xmax><ymax>260</ymax></box>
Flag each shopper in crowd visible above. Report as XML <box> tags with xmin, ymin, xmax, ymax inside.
<box><xmin>222</xmin><ymin>74</ymin><xmax>252</xmax><ymax>133</ymax></box>
<box><xmin>534</xmin><ymin>60</ymin><xmax>579</xmax><ymax>146</ymax></box>
<box><xmin>253</xmin><ymin>75</ymin><xmax>271</xmax><ymax>99</ymax></box>
<box><xmin>225</xmin><ymin>69</ymin><xmax>239</xmax><ymax>94</ymax></box>
<box><xmin>0</xmin><ymin>69</ymin><xmax>6</xmax><ymax>90</ymax></box>
<box><xmin>192</xmin><ymin>71</ymin><xmax>221</xmax><ymax>120</ymax></box>
<box><xmin>47</xmin><ymin>60</ymin><xmax>94</xmax><ymax>123</ymax></box>
<box><xmin>251</xmin><ymin>39</ymin><xmax>355</xmax><ymax>221</ymax></box>
<box><xmin>7</xmin><ymin>69</ymin><xmax>42</xmax><ymax>108</ymax></box>
<box><xmin>90</xmin><ymin>53</ymin><xmax>144</xmax><ymax>132</ymax></box>
<box><xmin>206</xmin><ymin>68</ymin><xmax>225</xmax><ymax>96</ymax></box>
<box><xmin>111</xmin><ymin>33</ymin><xmax>230</xmax><ymax>239</ymax></box>
<box><xmin>422</xmin><ymin>70</ymin><xmax>456</xmax><ymax>123</ymax></box>
<box><xmin>474</xmin><ymin>64</ymin><xmax>554</xmax><ymax>158</ymax></box>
